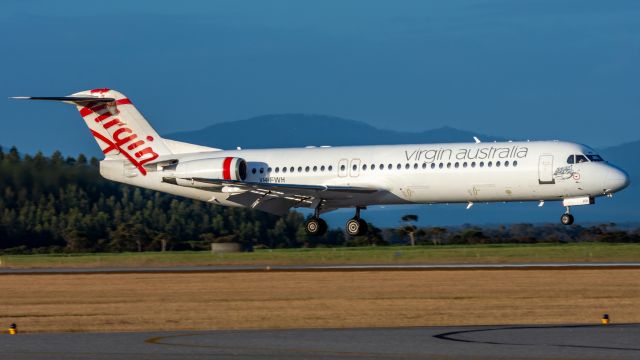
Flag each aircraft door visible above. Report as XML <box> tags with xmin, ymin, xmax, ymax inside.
<box><xmin>338</xmin><ymin>159</ymin><xmax>348</xmax><ymax>177</ymax></box>
<box><xmin>538</xmin><ymin>155</ymin><xmax>555</xmax><ymax>184</ymax></box>
<box><xmin>350</xmin><ymin>159</ymin><xmax>361</xmax><ymax>177</ymax></box>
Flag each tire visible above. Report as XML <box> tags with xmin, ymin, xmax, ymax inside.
<box><xmin>560</xmin><ymin>213</ymin><xmax>574</xmax><ymax>225</ymax></box>
<box><xmin>346</xmin><ymin>218</ymin><xmax>361</xmax><ymax>236</ymax></box>
<box><xmin>305</xmin><ymin>218</ymin><xmax>328</xmax><ymax>236</ymax></box>
<box><xmin>305</xmin><ymin>218</ymin><xmax>321</xmax><ymax>235</ymax></box>
<box><xmin>346</xmin><ymin>218</ymin><xmax>368</xmax><ymax>236</ymax></box>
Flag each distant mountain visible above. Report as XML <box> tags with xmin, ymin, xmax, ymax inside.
<box><xmin>165</xmin><ymin>114</ymin><xmax>505</xmax><ymax>149</ymax></box>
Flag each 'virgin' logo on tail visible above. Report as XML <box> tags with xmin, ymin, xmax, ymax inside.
<box><xmin>80</xmin><ymin>99</ymin><xmax>158</xmax><ymax>175</ymax></box>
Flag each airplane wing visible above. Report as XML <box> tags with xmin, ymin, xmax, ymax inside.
<box><xmin>190</xmin><ymin>178</ymin><xmax>380</xmax><ymax>215</ymax></box>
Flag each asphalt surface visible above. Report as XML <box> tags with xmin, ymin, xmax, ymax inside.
<box><xmin>2</xmin><ymin>262</ymin><xmax>640</xmax><ymax>275</ymax></box>
<box><xmin>1</xmin><ymin>324</ymin><xmax>638</xmax><ymax>360</ymax></box>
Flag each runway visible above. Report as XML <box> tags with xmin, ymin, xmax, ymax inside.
<box><xmin>2</xmin><ymin>324</ymin><xmax>638</xmax><ymax>360</ymax></box>
<box><xmin>2</xmin><ymin>262</ymin><xmax>640</xmax><ymax>275</ymax></box>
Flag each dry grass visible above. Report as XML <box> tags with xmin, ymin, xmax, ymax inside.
<box><xmin>1</xmin><ymin>270</ymin><xmax>639</xmax><ymax>333</ymax></box>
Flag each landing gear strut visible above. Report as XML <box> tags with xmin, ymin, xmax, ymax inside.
<box><xmin>305</xmin><ymin>205</ymin><xmax>327</xmax><ymax>236</ymax></box>
<box><xmin>346</xmin><ymin>207</ymin><xmax>368</xmax><ymax>236</ymax></box>
<box><xmin>560</xmin><ymin>207</ymin><xmax>574</xmax><ymax>225</ymax></box>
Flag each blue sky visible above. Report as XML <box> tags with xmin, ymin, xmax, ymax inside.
<box><xmin>1</xmin><ymin>0</ymin><xmax>639</xmax><ymax>156</ymax></box>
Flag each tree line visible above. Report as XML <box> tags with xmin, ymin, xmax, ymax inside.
<box><xmin>0</xmin><ymin>147</ymin><xmax>638</xmax><ymax>254</ymax></box>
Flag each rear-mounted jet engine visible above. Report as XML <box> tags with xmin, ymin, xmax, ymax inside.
<box><xmin>162</xmin><ymin>157</ymin><xmax>247</xmax><ymax>187</ymax></box>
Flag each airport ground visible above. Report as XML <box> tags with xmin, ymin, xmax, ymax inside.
<box><xmin>1</xmin><ymin>268</ymin><xmax>639</xmax><ymax>333</ymax></box>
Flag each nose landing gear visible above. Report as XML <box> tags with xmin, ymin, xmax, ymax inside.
<box><xmin>346</xmin><ymin>207</ymin><xmax>368</xmax><ymax>236</ymax></box>
<box><xmin>560</xmin><ymin>207</ymin><xmax>574</xmax><ymax>225</ymax></box>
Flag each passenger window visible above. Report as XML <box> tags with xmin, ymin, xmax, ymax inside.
<box><xmin>379</xmin><ymin>164</ymin><xmax>384</xmax><ymax>170</ymax></box>
<box><xmin>352</xmin><ymin>164</ymin><xmax>357</xmax><ymax>171</ymax></box>
<box><xmin>567</xmin><ymin>155</ymin><xmax>575</xmax><ymax>164</ymax></box>
<box><xmin>439</xmin><ymin>163</ymin><xmax>444</xmax><ymax>169</ymax></box>
<box><xmin>446</xmin><ymin>163</ymin><xmax>451</xmax><ymax>169</ymax></box>
<box><xmin>455</xmin><ymin>162</ymin><xmax>459</xmax><ymax>168</ymax></box>
<box><xmin>480</xmin><ymin>162</ymin><xmax>484</xmax><ymax>168</ymax></box>
<box><xmin>397</xmin><ymin>164</ymin><xmax>402</xmax><ymax>170</ymax></box>
<box><xmin>422</xmin><ymin>163</ymin><xmax>427</xmax><ymax>169</ymax></box>
<box><xmin>341</xmin><ymin>165</ymin><xmax>346</xmax><ymax>171</ymax></box>
<box><xmin>488</xmin><ymin>161</ymin><xmax>492</xmax><ymax>168</ymax></box>
<box><xmin>251</xmin><ymin>168</ymin><xmax>257</xmax><ymax>174</ymax></box>
<box><xmin>431</xmin><ymin>163</ymin><xmax>436</xmax><ymax>169</ymax></box>
<box><xmin>575</xmin><ymin>155</ymin><xmax>588</xmax><ymax>163</ymax></box>
<box><xmin>313</xmin><ymin>166</ymin><xmax>317</xmax><ymax>172</ymax></box>
<box><xmin>388</xmin><ymin>164</ymin><xmax>392</xmax><ymax>170</ymax></box>
<box><xmin>513</xmin><ymin>161</ymin><xmax>518</xmax><ymax>167</ymax></box>
<box><xmin>413</xmin><ymin>163</ymin><xmax>418</xmax><ymax>169</ymax></box>
<box><xmin>282</xmin><ymin>167</ymin><xmax>287</xmax><ymax>173</ymax></box>
<box><xmin>496</xmin><ymin>161</ymin><xmax>500</xmax><ymax>167</ymax></box>
<box><xmin>328</xmin><ymin>165</ymin><xmax>333</xmax><ymax>171</ymax></box>
<box><xmin>321</xmin><ymin>165</ymin><xmax>325</xmax><ymax>171</ymax></box>
<box><xmin>267</xmin><ymin>167</ymin><xmax>272</xmax><ymax>173</ymax></box>
<box><xmin>297</xmin><ymin>166</ymin><xmax>302</xmax><ymax>172</ymax></box>
<box><xmin>471</xmin><ymin>162</ymin><xmax>476</xmax><ymax>168</ymax></box>
<box><xmin>305</xmin><ymin>166</ymin><xmax>309</xmax><ymax>172</ymax></box>
<box><xmin>260</xmin><ymin>168</ymin><xmax>264</xmax><ymax>173</ymax></box>
<box><xmin>363</xmin><ymin>164</ymin><xmax>367</xmax><ymax>170</ymax></box>
<box><xmin>463</xmin><ymin>162</ymin><xmax>468</xmax><ymax>168</ymax></box>
<box><xmin>504</xmin><ymin>161</ymin><xmax>509</xmax><ymax>167</ymax></box>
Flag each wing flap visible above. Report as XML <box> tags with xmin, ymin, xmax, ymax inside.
<box><xmin>192</xmin><ymin>178</ymin><xmax>379</xmax><ymax>199</ymax></box>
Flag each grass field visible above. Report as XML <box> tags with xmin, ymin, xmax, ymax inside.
<box><xmin>1</xmin><ymin>242</ymin><xmax>640</xmax><ymax>269</ymax></box>
<box><xmin>1</xmin><ymin>269</ymin><xmax>638</xmax><ymax>333</ymax></box>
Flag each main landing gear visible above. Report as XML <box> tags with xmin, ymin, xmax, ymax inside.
<box><xmin>305</xmin><ymin>206</ymin><xmax>328</xmax><ymax>236</ymax></box>
<box><xmin>560</xmin><ymin>207</ymin><xmax>574</xmax><ymax>225</ymax></box>
<box><xmin>345</xmin><ymin>207</ymin><xmax>368</xmax><ymax>237</ymax></box>
<box><xmin>304</xmin><ymin>206</ymin><xmax>369</xmax><ymax>236</ymax></box>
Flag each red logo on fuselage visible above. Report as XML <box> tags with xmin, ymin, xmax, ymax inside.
<box><xmin>80</xmin><ymin>99</ymin><xmax>158</xmax><ymax>175</ymax></box>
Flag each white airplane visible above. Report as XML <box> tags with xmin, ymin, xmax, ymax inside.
<box><xmin>13</xmin><ymin>89</ymin><xmax>630</xmax><ymax>236</ymax></box>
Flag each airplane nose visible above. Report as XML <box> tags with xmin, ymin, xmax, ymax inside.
<box><xmin>606</xmin><ymin>166</ymin><xmax>630</xmax><ymax>192</ymax></box>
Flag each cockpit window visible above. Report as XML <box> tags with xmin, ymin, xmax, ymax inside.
<box><xmin>586</xmin><ymin>154</ymin><xmax>604</xmax><ymax>162</ymax></box>
<box><xmin>566</xmin><ymin>155</ymin><xmax>575</xmax><ymax>164</ymax></box>
<box><xmin>575</xmin><ymin>154</ymin><xmax>588</xmax><ymax>163</ymax></box>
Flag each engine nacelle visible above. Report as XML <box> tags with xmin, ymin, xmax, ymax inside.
<box><xmin>166</xmin><ymin>157</ymin><xmax>247</xmax><ymax>182</ymax></box>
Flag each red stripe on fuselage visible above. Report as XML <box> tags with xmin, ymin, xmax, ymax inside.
<box><xmin>222</xmin><ymin>157</ymin><xmax>233</xmax><ymax>180</ymax></box>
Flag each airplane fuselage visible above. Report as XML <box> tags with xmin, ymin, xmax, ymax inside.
<box><xmin>100</xmin><ymin>140</ymin><xmax>628</xmax><ymax>209</ymax></box>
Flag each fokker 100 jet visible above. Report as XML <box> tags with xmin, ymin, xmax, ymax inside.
<box><xmin>13</xmin><ymin>89</ymin><xmax>630</xmax><ymax>236</ymax></box>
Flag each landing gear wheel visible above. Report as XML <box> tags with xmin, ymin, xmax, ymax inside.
<box><xmin>560</xmin><ymin>213</ymin><xmax>574</xmax><ymax>225</ymax></box>
<box><xmin>305</xmin><ymin>218</ymin><xmax>327</xmax><ymax>236</ymax></box>
<box><xmin>346</xmin><ymin>218</ymin><xmax>368</xmax><ymax>236</ymax></box>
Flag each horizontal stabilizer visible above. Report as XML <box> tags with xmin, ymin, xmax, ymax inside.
<box><xmin>10</xmin><ymin>96</ymin><xmax>115</xmax><ymax>104</ymax></box>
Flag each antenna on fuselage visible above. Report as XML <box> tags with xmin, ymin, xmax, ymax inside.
<box><xmin>473</xmin><ymin>136</ymin><xmax>481</xmax><ymax>144</ymax></box>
